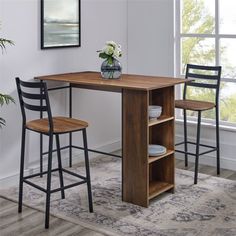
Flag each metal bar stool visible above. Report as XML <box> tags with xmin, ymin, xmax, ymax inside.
<box><xmin>175</xmin><ymin>64</ymin><xmax>221</xmax><ymax>184</ymax></box>
<box><xmin>15</xmin><ymin>77</ymin><xmax>93</xmax><ymax>228</ymax></box>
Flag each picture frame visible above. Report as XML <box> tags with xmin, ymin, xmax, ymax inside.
<box><xmin>41</xmin><ymin>0</ymin><xmax>81</xmax><ymax>49</ymax></box>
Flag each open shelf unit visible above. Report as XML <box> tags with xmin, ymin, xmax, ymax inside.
<box><xmin>147</xmin><ymin>86</ymin><xmax>175</xmax><ymax>204</ymax></box>
<box><xmin>122</xmin><ymin>83</ymin><xmax>181</xmax><ymax>208</ymax></box>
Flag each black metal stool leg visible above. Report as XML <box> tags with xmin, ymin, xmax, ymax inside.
<box><xmin>45</xmin><ymin>134</ymin><xmax>53</xmax><ymax>229</ymax></box>
<box><xmin>183</xmin><ymin>109</ymin><xmax>188</xmax><ymax>167</ymax></box>
<box><xmin>82</xmin><ymin>129</ymin><xmax>93</xmax><ymax>213</ymax></box>
<box><xmin>69</xmin><ymin>85</ymin><xmax>72</xmax><ymax>167</ymax></box>
<box><xmin>18</xmin><ymin>126</ymin><xmax>26</xmax><ymax>213</ymax></box>
<box><xmin>56</xmin><ymin>134</ymin><xmax>65</xmax><ymax>199</ymax></box>
<box><xmin>40</xmin><ymin>85</ymin><xmax>43</xmax><ymax>177</ymax></box>
<box><xmin>216</xmin><ymin>106</ymin><xmax>220</xmax><ymax>175</ymax></box>
<box><xmin>40</xmin><ymin>134</ymin><xmax>43</xmax><ymax>177</ymax></box>
<box><xmin>194</xmin><ymin>111</ymin><xmax>202</xmax><ymax>184</ymax></box>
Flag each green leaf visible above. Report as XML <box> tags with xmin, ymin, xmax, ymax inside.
<box><xmin>0</xmin><ymin>94</ymin><xmax>15</xmax><ymax>106</ymax></box>
<box><xmin>99</xmin><ymin>52</ymin><xmax>108</xmax><ymax>59</ymax></box>
<box><xmin>0</xmin><ymin>117</ymin><xmax>6</xmax><ymax>128</ymax></box>
<box><xmin>0</xmin><ymin>38</ymin><xmax>14</xmax><ymax>53</ymax></box>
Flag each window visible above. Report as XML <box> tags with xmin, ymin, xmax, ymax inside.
<box><xmin>176</xmin><ymin>0</ymin><xmax>236</xmax><ymax>125</ymax></box>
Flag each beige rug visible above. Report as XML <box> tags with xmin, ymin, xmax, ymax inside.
<box><xmin>1</xmin><ymin>155</ymin><xmax>236</xmax><ymax>236</ymax></box>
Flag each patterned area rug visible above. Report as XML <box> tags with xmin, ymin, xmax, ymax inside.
<box><xmin>1</xmin><ymin>155</ymin><xmax>236</xmax><ymax>236</ymax></box>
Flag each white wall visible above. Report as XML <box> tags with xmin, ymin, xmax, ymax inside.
<box><xmin>128</xmin><ymin>0</ymin><xmax>175</xmax><ymax>76</ymax></box>
<box><xmin>0</xmin><ymin>0</ymin><xmax>127</xmax><ymax>184</ymax></box>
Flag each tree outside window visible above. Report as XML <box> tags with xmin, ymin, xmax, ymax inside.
<box><xmin>177</xmin><ymin>0</ymin><xmax>236</xmax><ymax>124</ymax></box>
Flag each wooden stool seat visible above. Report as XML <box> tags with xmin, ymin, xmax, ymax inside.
<box><xmin>175</xmin><ymin>99</ymin><xmax>215</xmax><ymax>111</ymax></box>
<box><xmin>26</xmin><ymin>117</ymin><xmax>88</xmax><ymax>134</ymax></box>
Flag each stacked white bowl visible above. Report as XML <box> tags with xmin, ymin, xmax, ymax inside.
<box><xmin>148</xmin><ymin>105</ymin><xmax>162</xmax><ymax>119</ymax></box>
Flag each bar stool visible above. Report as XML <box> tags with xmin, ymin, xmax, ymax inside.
<box><xmin>15</xmin><ymin>77</ymin><xmax>93</xmax><ymax>228</ymax></box>
<box><xmin>175</xmin><ymin>64</ymin><xmax>221</xmax><ymax>184</ymax></box>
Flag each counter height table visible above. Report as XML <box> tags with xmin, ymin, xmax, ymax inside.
<box><xmin>35</xmin><ymin>71</ymin><xmax>186</xmax><ymax>207</ymax></box>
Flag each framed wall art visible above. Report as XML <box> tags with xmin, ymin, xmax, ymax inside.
<box><xmin>41</xmin><ymin>0</ymin><xmax>81</xmax><ymax>49</ymax></box>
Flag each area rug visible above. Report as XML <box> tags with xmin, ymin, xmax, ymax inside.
<box><xmin>1</xmin><ymin>155</ymin><xmax>236</xmax><ymax>236</ymax></box>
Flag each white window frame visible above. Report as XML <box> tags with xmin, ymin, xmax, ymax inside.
<box><xmin>175</xmin><ymin>0</ymin><xmax>236</xmax><ymax>128</ymax></box>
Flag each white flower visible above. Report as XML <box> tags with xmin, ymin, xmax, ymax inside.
<box><xmin>113</xmin><ymin>48</ymin><xmax>120</xmax><ymax>58</ymax></box>
<box><xmin>104</xmin><ymin>45</ymin><xmax>114</xmax><ymax>55</ymax></box>
<box><xmin>98</xmin><ymin>40</ymin><xmax>122</xmax><ymax>61</ymax></box>
<box><xmin>106</xmin><ymin>41</ymin><xmax>117</xmax><ymax>48</ymax></box>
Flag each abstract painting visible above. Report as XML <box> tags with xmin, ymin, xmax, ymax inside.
<box><xmin>41</xmin><ymin>0</ymin><xmax>80</xmax><ymax>49</ymax></box>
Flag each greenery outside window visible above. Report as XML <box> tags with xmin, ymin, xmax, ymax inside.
<box><xmin>175</xmin><ymin>0</ymin><xmax>236</xmax><ymax>125</ymax></box>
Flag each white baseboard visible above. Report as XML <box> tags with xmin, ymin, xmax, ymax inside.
<box><xmin>0</xmin><ymin>139</ymin><xmax>121</xmax><ymax>189</ymax></box>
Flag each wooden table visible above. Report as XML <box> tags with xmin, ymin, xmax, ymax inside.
<box><xmin>35</xmin><ymin>71</ymin><xmax>186</xmax><ymax>207</ymax></box>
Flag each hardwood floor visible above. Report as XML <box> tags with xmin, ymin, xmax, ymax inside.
<box><xmin>0</xmin><ymin>197</ymin><xmax>105</xmax><ymax>236</ymax></box>
<box><xmin>0</xmin><ymin>159</ymin><xmax>235</xmax><ymax>236</ymax></box>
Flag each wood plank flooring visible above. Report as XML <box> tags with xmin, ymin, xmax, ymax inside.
<box><xmin>0</xmin><ymin>197</ymin><xmax>105</xmax><ymax>236</ymax></box>
<box><xmin>0</xmin><ymin>159</ymin><xmax>235</xmax><ymax>236</ymax></box>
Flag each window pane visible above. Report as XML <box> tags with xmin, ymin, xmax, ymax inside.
<box><xmin>219</xmin><ymin>0</ymin><xmax>236</xmax><ymax>34</ymax></box>
<box><xmin>181</xmin><ymin>37</ymin><xmax>215</xmax><ymax>74</ymax></box>
<box><xmin>220</xmin><ymin>82</ymin><xmax>236</xmax><ymax>123</ymax></box>
<box><xmin>220</xmin><ymin>39</ymin><xmax>236</xmax><ymax>78</ymax></box>
<box><xmin>181</xmin><ymin>0</ymin><xmax>215</xmax><ymax>34</ymax></box>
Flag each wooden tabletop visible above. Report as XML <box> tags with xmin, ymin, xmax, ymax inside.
<box><xmin>35</xmin><ymin>71</ymin><xmax>186</xmax><ymax>91</ymax></box>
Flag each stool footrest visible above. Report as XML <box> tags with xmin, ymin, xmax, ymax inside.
<box><xmin>23</xmin><ymin>168</ymin><xmax>88</xmax><ymax>194</ymax></box>
<box><xmin>24</xmin><ymin>168</ymin><xmax>59</xmax><ymax>179</ymax></box>
<box><xmin>176</xmin><ymin>141</ymin><xmax>216</xmax><ymax>149</ymax></box>
<box><xmin>50</xmin><ymin>180</ymin><xmax>87</xmax><ymax>194</ymax></box>
<box><xmin>62</xmin><ymin>168</ymin><xmax>87</xmax><ymax>180</ymax></box>
<box><xmin>175</xmin><ymin>140</ymin><xmax>217</xmax><ymax>156</ymax></box>
<box><xmin>23</xmin><ymin>179</ymin><xmax>47</xmax><ymax>193</ymax></box>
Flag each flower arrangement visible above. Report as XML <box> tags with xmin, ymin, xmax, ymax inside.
<box><xmin>97</xmin><ymin>41</ymin><xmax>122</xmax><ymax>65</ymax></box>
<box><xmin>0</xmin><ymin>24</ymin><xmax>15</xmax><ymax>127</ymax></box>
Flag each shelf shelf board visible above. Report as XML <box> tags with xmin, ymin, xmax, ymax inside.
<box><xmin>149</xmin><ymin>181</ymin><xmax>174</xmax><ymax>200</ymax></box>
<box><xmin>148</xmin><ymin>115</ymin><xmax>174</xmax><ymax>127</ymax></box>
<box><xmin>148</xmin><ymin>149</ymin><xmax>174</xmax><ymax>164</ymax></box>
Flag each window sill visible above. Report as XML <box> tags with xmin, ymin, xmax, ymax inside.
<box><xmin>175</xmin><ymin>119</ymin><xmax>236</xmax><ymax>133</ymax></box>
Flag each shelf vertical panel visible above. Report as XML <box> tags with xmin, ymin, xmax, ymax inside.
<box><xmin>122</xmin><ymin>89</ymin><xmax>149</xmax><ymax>207</ymax></box>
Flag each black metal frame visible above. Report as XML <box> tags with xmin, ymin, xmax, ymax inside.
<box><xmin>40</xmin><ymin>0</ymin><xmax>81</xmax><ymax>49</ymax></box>
<box><xmin>15</xmin><ymin>77</ymin><xmax>93</xmax><ymax>229</ymax></box>
<box><xmin>39</xmin><ymin>83</ymin><xmax>122</xmax><ymax>174</ymax></box>
<box><xmin>175</xmin><ymin>64</ymin><xmax>221</xmax><ymax>184</ymax></box>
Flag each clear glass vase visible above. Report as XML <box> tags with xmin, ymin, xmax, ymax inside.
<box><xmin>101</xmin><ymin>58</ymin><xmax>122</xmax><ymax>79</ymax></box>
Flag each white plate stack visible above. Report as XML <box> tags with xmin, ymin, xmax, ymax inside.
<box><xmin>148</xmin><ymin>145</ymin><xmax>167</xmax><ymax>156</ymax></box>
<box><xmin>149</xmin><ymin>105</ymin><xmax>162</xmax><ymax>119</ymax></box>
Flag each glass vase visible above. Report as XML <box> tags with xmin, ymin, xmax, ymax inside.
<box><xmin>101</xmin><ymin>58</ymin><xmax>122</xmax><ymax>79</ymax></box>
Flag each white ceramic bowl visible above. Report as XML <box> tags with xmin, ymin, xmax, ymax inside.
<box><xmin>148</xmin><ymin>105</ymin><xmax>162</xmax><ymax>119</ymax></box>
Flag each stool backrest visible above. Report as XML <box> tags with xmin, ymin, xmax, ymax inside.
<box><xmin>183</xmin><ymin>64</ymin><xmax>222</xmax><ymax>106</ymax></box>
<box><xmin>15</xmin><ymin>77</ymin><xmax>53</xmax><ymax>132</ymax></box>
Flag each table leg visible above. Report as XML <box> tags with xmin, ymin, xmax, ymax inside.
<box><xmin>122</xmin><ymin>89</ymin><xmax>148</xmax><ymax>207</ymax></box>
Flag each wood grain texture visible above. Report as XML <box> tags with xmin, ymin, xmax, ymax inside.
<box><xmin>175</xmin><ymin>99</ymin><xmax>215</xmax><ymax>111</ymax></box>
<box><xmin>26</xmin><ymin>116</ymin><xmax>88</xmax><ymax>134</ymax></box>
<box><xmin>122</xmin><ymin>89</ymin><xmax>149</xmax><ymax>207</ymax></box>
<box><xmin>0</xmin><ymin>197</ymin><xmax>104</xmax><ymax>236</ymax></box>
<box><xmin>35</xmin><ymin>71</ymin><xmax>186</xmax><ymax>91</ymax></box>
